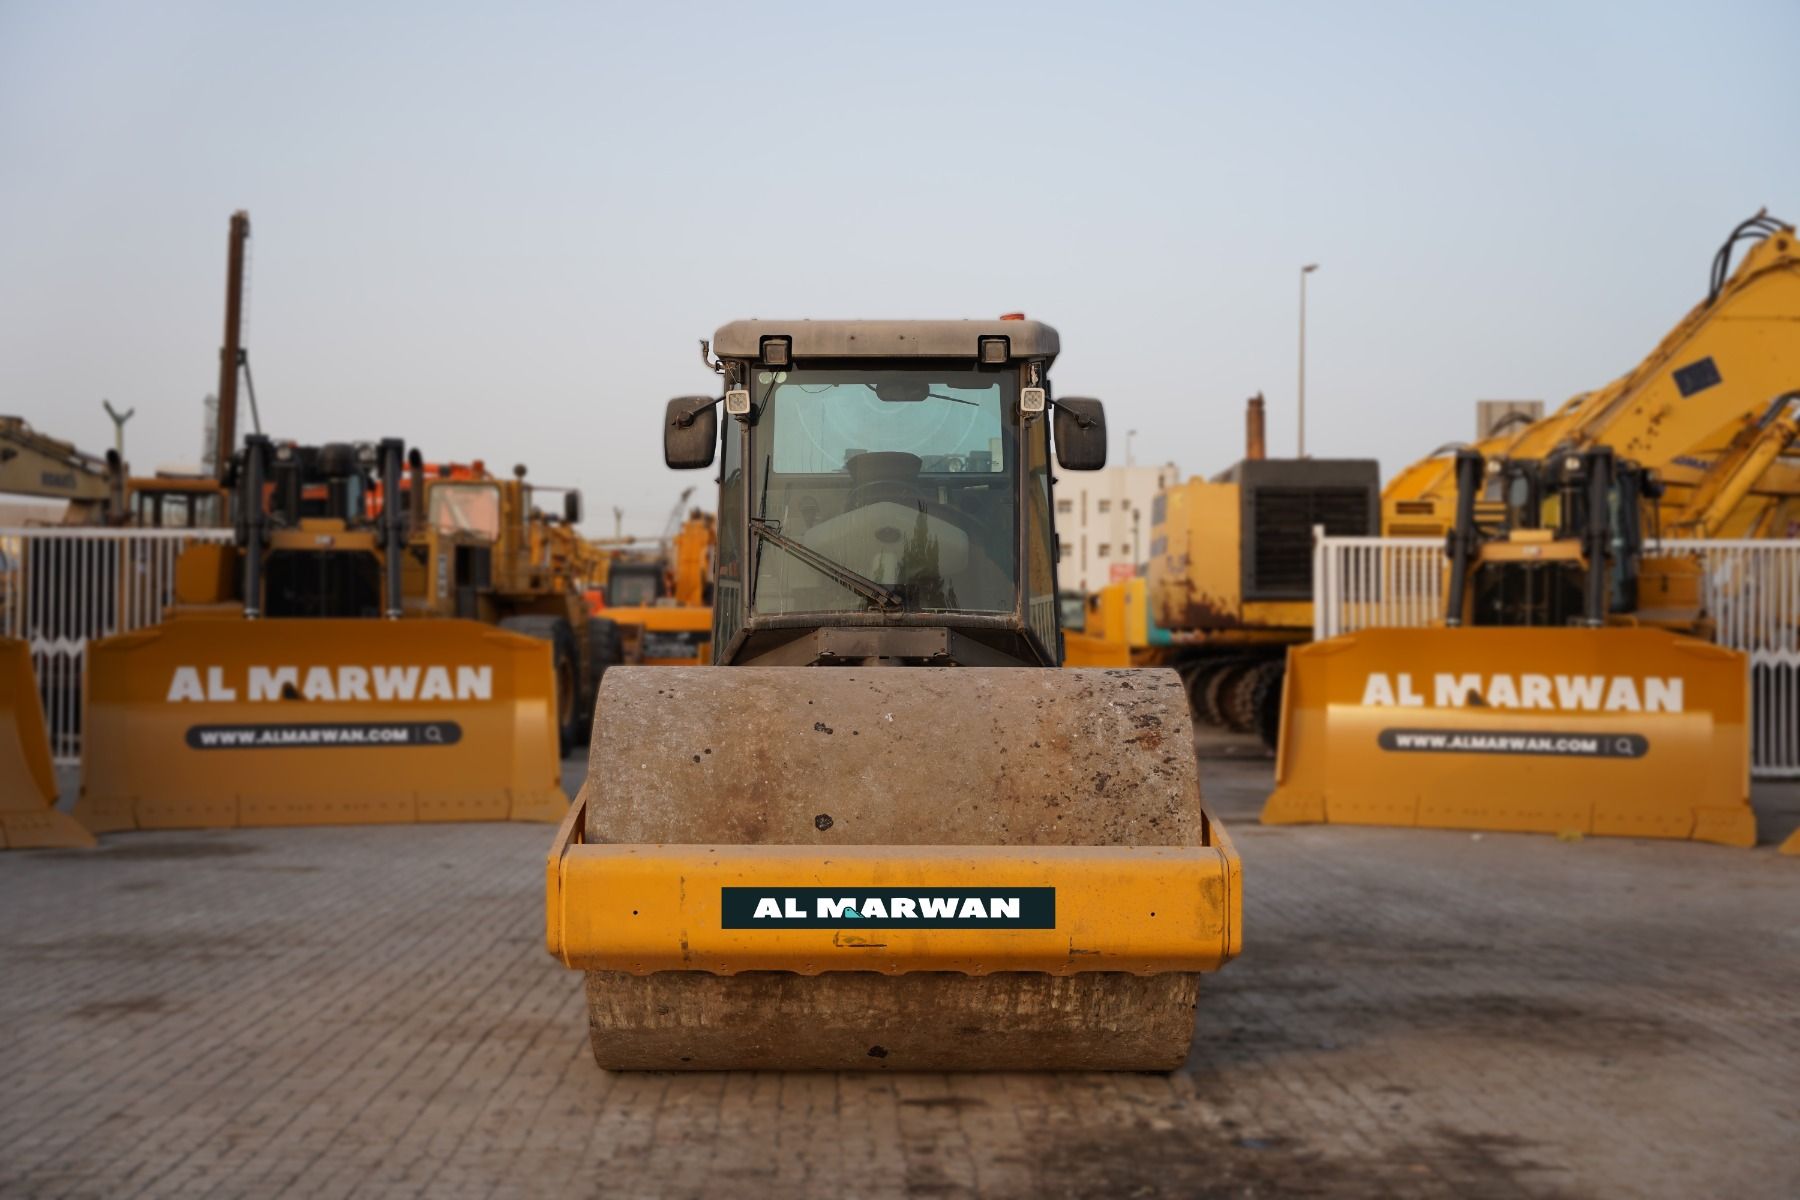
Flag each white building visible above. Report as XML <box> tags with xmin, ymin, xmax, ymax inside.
<box><xmin>1055</xmin><ymin>462</ymin><xmax>1181</xmax><ymax>594</ymax></box>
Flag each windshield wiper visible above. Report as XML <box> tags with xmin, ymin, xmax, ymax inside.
<box><xmin>750</xmin><ymin>518</ymin><xmax>904</xmax><ymax>610</ymax></box>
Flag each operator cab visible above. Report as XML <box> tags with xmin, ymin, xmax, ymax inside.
<box><xmin>606</xmin><ymin>560</ymin><xmax>667</xmax><ymax>607</ymax></box>
<box><xmin>1452</xmin><ymin>446</ymin><xmax>1663</xmax><ymax>628</ymax></box>
<box><xmin>663</xmin><ymin>319</ymin><xmax>1106</xmax><ymax>667</ymax></box>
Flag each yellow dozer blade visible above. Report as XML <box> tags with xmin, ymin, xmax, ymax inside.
<box><xmin>1265</xmin><ymin>626</ymin><xmax>1754</xmax><ymax>847</ymax></box>
<box><xmin>1781</xmin><ymin>829</ymin><xmax>1800</xmax><ymax>856</ymax></box>
<box><xmin>76</xmin><ymin>617</ymin><xmax>566</xmax><ymax>832</ymax></box>
<box><xmin>548</xmin><ymin>666</ymin><xmax>1240</xmax><ymax>1071</ymax></box>
<box><xmin>0</xmin><ymin>637</ymin><xmax>94</xmax><ymax>849</ymax></box>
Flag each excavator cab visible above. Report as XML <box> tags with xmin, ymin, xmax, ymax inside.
<box><xmin>548</xmin><ymin>320</ymin><xmax>1241</xmax><ymax>1070</ymax></box>
<box><xmin>1266</xmin><ymin>444</ymin><xmax>1754</xmax><ymax>846</ymax></box>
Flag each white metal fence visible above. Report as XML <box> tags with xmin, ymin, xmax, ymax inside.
<box><xmin>1311</xmin><ymin>533</ymin><xmax>1446</xmax><ymax>640</ymax></box>
<box><xmin>0</xmin><ymin>527</ymin><xmax>234</xmax><ymax>764</ymax></box>
<box><xmin>1675</xmin><ymin>540</ymin><xmax>1800</xmax><ymax>779</ymax></box>
<box><xmin>1312</xmin><ymin>530</ymin><xmax>1800</xmax><ymax>778</ymax></box>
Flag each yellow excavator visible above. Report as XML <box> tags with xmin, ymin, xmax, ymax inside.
<box><xmin>1385</xmin><ymin>211</ymin><xmax>1800</xmax><ymax>539</ymax></box>
<box><xmin>1268</xmin><ymin>445</ymin><xmax>1755</xmax><ymax>846</ymax></box>
<box><xmin>76</xmin><ymin>436</ymin><xmax>567</xmax><ymax>832</ymax></box>
<box><xmin>547</xmin><ymin>318</ymin><xmax>1241</xmax><ymax>1070</ymax></box>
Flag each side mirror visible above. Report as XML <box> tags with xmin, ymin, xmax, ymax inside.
<box><xmin>664</xmin><ymin>396</ymin><xmax>718</xmax><ymax>469</ymax></box>
<box><xmin>563</xmin><ymin>489</ymin><xmax>584</xmax><ymax>525</ymax></box>
<box><xmin>1053</xmin><ymin>397</ymin><xmax>1107</xmax><ymax>471</ymax></box>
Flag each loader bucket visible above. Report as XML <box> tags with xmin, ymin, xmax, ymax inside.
<box><xmin>549</xmin><ymin>666</ymin><xmax>1240</xmax><ymax>1070</ymax></box>
<box><xmin>1781</xmin><ymin>829</ymin><xmax>1800</xmax><ymax>856</ymax></box>
<box><xmin>1264</xmin><ymin>626</ymin><xmax>1754</xmax><ymax>847</ymax></box>
<box><xmin>76</xmin><ymin>617</ymin><xmax>566</xmax><ymax>832</ymax></box>
<box><xmin>0</xmin><ymin>638</ymin><xmax>94</xmax><ymax>849</ymax></box>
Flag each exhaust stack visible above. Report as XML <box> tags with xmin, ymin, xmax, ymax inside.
<box><xmin>214</xmin><ymin>212</ymin><xmax>250</xmax><ymax>481</ymax></box>
<box><xmin>1245</xmin><ymin>393</ymin><xmax>1267</xmax><ymax>462</ymax></box>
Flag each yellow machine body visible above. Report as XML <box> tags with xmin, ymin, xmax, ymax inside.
<box><xmin>548</xmin><ymin>809</ymin><xmax>1239</xmax><ymax>976</ymax></box>
<box><xmin>1265</xmin><ymin>625</ymin><xmax>1754</xmax><ymax>846</ymax></box>
<box><xmin>0</xmin><ymin>637</ymin><xmax>94</xmax><ymax>849</ymax></box>
<box><xmin>1061</xmin><ymin>627</ymin><xmax>1131</xmax><ymax>667</ymax></box>
<box><xmin>1061</xmin><ymin>578</ymin><xmax>1164</xmax><ymax>668</ymax></box>
<box><xmin>1150</xmin><ymin>475</ymin><xmax>1313</xmax><ymax>637</ymax></box>
<box><xmin>602</xmin><ymin>603</ymin><xmax>713</xmax><ymax>666</ymax></box>
<box><xmin>76</xmin><ymin>616</ymin><xmax>565</xmax><ymax>831</ymax></box>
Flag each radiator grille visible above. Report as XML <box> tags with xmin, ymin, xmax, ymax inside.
<box><xmin>1248</xmin><ymin>486</ymin><xmax>1372</xmax><ymax>598</ymax></box>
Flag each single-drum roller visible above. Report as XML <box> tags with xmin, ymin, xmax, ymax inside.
<box><xmin>545</xmin><ymin>319</ymin><xmax>1242</xmax><ymax>1070</ymax></box>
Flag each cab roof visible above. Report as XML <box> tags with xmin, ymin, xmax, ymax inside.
<box><xmin>712</xmin><ymin>319</ymin><xmax>1059</xmax><ymax>365</ymax></box>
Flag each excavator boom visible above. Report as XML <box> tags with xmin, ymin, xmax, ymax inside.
<box><xmin>1385</xmin><ymin>214</ymin><xmax>1800</xmax><ymax>540</ymax></box>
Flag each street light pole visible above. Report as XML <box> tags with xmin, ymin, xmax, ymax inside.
<box><xmin>1299</xmin><ymin>263</ymin><xmax>1318</xmax><ymax>457</ymax></box>
<box><xmin>102</xmin><ymin>399</ymin><xmax>135</xmax><ymax>459</ymax></box>
<box><xmin>1126</xmin><ymin>428</ymin><xmax>1138</xmax><ymax>467</ymax></box>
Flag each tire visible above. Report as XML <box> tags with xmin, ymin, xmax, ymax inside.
<box><xmin>1249</xmin><ymin>659</ymin><xmax>1285</xmax><ymax>750</ymax></box>
<box><xmin>1178</xmin><ymin>659</ymin><xmax>1230</xmax><ymax>726</ymax></box>
<box><xmin>1221</xmin><ymin>661</ymin><xmax>1265</xmax><ymax>734</ymax></box>
<box><xmin>584</xmin><ymin>617</ymin><xmax>622</xmax><ymax>726</ymax></box>
<box><xmin>500</xmin><ymin>614</ymin><xmax>581</xmax><ymax>756</ymax></box>
<box><xmin>1202</xmin><ymin>659</ymin><xmax>1254</xmax><ymax>729</ymax></box>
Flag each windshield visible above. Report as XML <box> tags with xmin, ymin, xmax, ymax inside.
<box><xmin>749</xmin><ymin>365</ymin><xmax>1020</xmax><ymax>614</ymax></box>
<box><xmin>429</xmin><ymin>483</ymin><xmax>500</xmax><ymax>540</ymax></box>
<box><xmin>608</xmin><ymin>564</ymin><xmax>664</xmax><ymax>607</ymax></box>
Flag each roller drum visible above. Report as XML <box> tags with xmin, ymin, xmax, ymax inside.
<box><xmin>580</xmin><ymin>665</ymin><xmax>1208</xmax><ymax>1070</ymax></box>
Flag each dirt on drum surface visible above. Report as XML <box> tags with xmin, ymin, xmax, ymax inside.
<box><xmin>2</xmin><ymin>738</ymin><xmax>1797</xmax><ymax>1200</ymax></box>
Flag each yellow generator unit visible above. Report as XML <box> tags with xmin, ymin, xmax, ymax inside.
<box><xmin>1268</xmin><ymin>447</ymin><xmax>1756</xmax><ymax>846</ymax></box>
<box><xmin>1149</xmin><ymin>435</ymin><xmax>1379</xmax><ymax>745</ymax></box>
<box><xmin>76</xmin><ymin>437</ymin><xmax>564</xmax><ymax>833</ymax></box>
<box><xmin>547</xmin><ymin>319</ymin><xmax>1240</xmax><ymax>1070</ymax></box>
<box><xmin>0</xmin><ymin>638</ymin><xmax>94</xmax><ymax>849</ymax></box>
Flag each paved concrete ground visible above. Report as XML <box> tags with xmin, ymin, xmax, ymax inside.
<box><xmin>4</xmin><ymin>743</ymin><xmax>1797</xmax><ymax>1199</ymax></box>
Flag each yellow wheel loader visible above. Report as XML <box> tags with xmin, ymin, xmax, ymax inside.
<box><xmin>546</xmin><ymin>319</ymin><xmax>1241</xmax><ymax>1070</ymax></box>
<box><xmin>0</xmin><ymin>637</ymin><xmax>94</xmax><ymax>849</ymax></box>
<box><xmin>76</xmin><ymin>437</ymin><xmax>565</xmax><ymax>833</ymax></box>
<box><xmin>594</xmin><ymin>509</ymin><xmax>716</xmax><ymax>668</ymax></box>
<box><xmin>399</xmin><ymin>456</ymin><xmax>603</xmax><ymax>753</ymax></box>
<box><xmin>1267</xmin><ymin>446</ymin><xmax>1756</xmax><ymax>846</ymax></box>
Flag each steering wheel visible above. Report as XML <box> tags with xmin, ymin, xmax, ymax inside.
<box><xmin>841</xmin><ymin>452</ymin><xmax>1004</xmax><ymax>568</ymax></box>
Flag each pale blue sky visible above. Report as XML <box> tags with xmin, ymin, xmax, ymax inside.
<box><xmin>3</xmin><ymin>1</ymin><xmax>1796</xmax><ymax>534</ymax></box>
